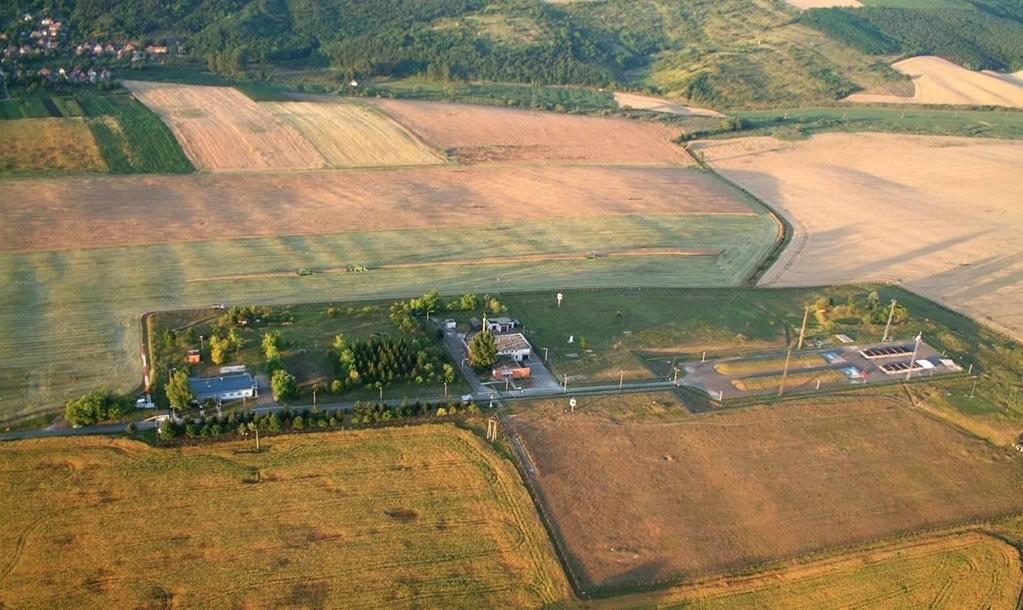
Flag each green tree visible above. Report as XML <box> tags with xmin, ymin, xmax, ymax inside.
<box><xmin>228</xmin><ymin>327</ymin><xmax>244</xmax><ymax>353</ymax></box>
<box><xmin>271</xmin><ymin>369</ymin><xmax>298</xmax><ymax>401</ymax></box>
<box><xmin>210</xmin><ymin>335</ymin><xmax>230</xmax><ymax>365</ymax></box>
<box><xmin>468</xmin><ymin>331</ymin><xmax>498</xmax><ymax>370</ymax></box>
<box><xmin>65</xmin><ymin>390</ymin><xmax>125</xmax><ymax>426</ymax></box>
<box><xmin>443</xmin><ymin>363</ymin><xmax>457</xmax><ymax>384</ymax></box>
<box><xmin>165</xmin><ymin>370</ymin><xmax>195</xmax><ymax>412</ymax></box>
<box><xmin>162</xmin><ymin>329</ymin><xmax>176</xmax><ymax>350</ymax></box>
<box><xmin>262</xmin><ymin>332</ymin><xmax>281</xmax><ymax>359</ymax></box>
<box><xmin>159</xmin><ymin>420</ymin><xmax>180</xmax><ymax>441</ymax></box>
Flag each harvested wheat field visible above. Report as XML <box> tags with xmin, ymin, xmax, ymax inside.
<box><xmin>0</xmin><ymin>118</ymin><xmax>106</xmax><ymax>174</ymax></box>
<box><xmin>511</xmin><ymin>393</ymin><xmax>1023</xmax><ymax>592</ymax></box>
<box><xmin>846</xmin><ymin>56</ymin><xmax>1023</xmax><ymax>108</ymax></box>
<box><xmin>613</xmin><ymin>92</ymin><xmax>724</xmax><ymax>118</ymax></box>
<box><xmin>123</xmin><ymin>81</ymin><xmax>325</xmax><ymax>171</ymax></box>
<box><xmin>0</xmin><ymin>165</ymin><xmax>755</xmax><ymax>253</ymax></box>
<box><xmin>692</xmin><ymin>133</ymin><xmax>1023</xmax><ymax>340</ymax></box>
<box><xmin>369</xmin><ymin>98</ymin><xmax>692</xmax><ymax>165</ymax></box>
<box><xmin>0</xmin><ymin>426</ymin><xmax>569</xmax><ymax>609</ymax></box>
<box><xmin>262</xmin><ymin>100</ymin><xmax>444</xmax><ymax>167</ymax></box>
<box><xmin>593</xmin><ymin>533</ymin><xmax>1022</xmax><ymax>609</ymax></box>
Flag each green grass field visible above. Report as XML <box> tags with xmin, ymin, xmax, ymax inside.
<box><xmin>0</xmin><ymin>426</ymin><xmax>570</xmax><ymax>608</ymax></box>
<box><xmin>369</xmin><ymin>78</ymin><xmax>618</xmax><ymax>113</ymax></box>
<box><xmin>0</xmin><ymin>92</ymin><xmax>193</xmax><ymax>175</ymax></box>
<box><xmin>724</xmin><ymin>106</ymin><xmax>1023</xmax><ymax>140</ymax></box>
<box><xmin>0</xmin><ymin>213</ymin><xmax>777</xmax><ymax>424</ymax></box>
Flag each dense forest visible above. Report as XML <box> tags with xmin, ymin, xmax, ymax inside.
<box><xmin>801</xmin><ymin>2</ymin><xmax>1023</xmax><ymax>71</ymax></box>
<box><xmin>3</xmin><ymin>0</ymin><xmax>619</xmax><ymax>85</ymax></box>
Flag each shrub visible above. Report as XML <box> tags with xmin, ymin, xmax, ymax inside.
<box><xmin>65</xmin><ymin>390</ymin><xmax>127</xmax><ymax>427</ymax></box>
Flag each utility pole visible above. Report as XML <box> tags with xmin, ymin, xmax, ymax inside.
<box><xmin>905</xmin><ymin>332</ymin><xmax>922</xmax><ymax>381</ymax></box>
<box><xmin>673</xmin><ymin>367</ymin><xmax>679</xmax><ymax>386</ymax></box>
<box><xmin>882</xmin><ymin>299</ymin><xmax>897</xmax><ymax>343</ymax></box>
<box><xmin>619</xmin><ymin>371</ymin><xmax>624</xmax><ymax>390</ymax></box>
<box><xmin>312</xmin><ymin>388</ymin><xmax>317</xmax><ymax>408</ymax></box>
<box><xmin>563</xmin><ymin>374</ymin><xmax>569</xmax><ymax>393</ymax></box>
<box><xmin>543</xmin><ymin>347</ymin><xmax>549</xmax><ymax>362</ymax></box>
<box><xmin>486</xmin><ymin>418</ymin><xmax>498</xmax><ymax>442</ymax></box>
<box><xmin>777</xmin><ymin>348</ymin><xmax>794</xmax><ymax>398</ymax></box>
<box><xmin>796</xmin><ymin>305</ymin><xmax>810</xmax><ymax>351</ymax></box>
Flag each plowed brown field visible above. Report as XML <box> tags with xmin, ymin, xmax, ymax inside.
<box><xmin>123</xmin><ymin>81</ymin><xmax>326</xmax><ymax>171</ymax></box>
<box><xmin>692</xmin><ymin>132</ymin><xmax>1023</xmax><ymax>341</ymax></box>
<box><xmin>0</xmin><ymin>165</ymin><xmax>752</xmax><ymax>253</ymax></box>
<box><xmin>369</xmin><ymin>98</ymin><xmax>692</xmax><ymax>165</ymax></box>
<box><xmin>512</xmin><ymin>393</ymin><xmax>1023</xmax><ymax>592</ymax></box>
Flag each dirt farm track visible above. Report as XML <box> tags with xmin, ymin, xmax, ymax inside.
<box><xmin>693</xmin><ymin>132</ymin><xmax>1023</xmax><ymax>341</ymax></box>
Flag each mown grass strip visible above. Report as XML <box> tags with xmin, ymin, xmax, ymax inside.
<box><xmin>715</xmin><ymin>353</ymin><xmax>826</xmax><ymax>376</ymax></box>
<box><xmin>732</xmin><ymin>369</ymin><xmax>847</xmax><ymax>392</ymax></box>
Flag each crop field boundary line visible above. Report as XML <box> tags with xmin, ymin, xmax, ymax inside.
<box><xmin>683</xmin><ymin>142</ymin><xmax>792</xmax><ymax>287</ymax></box>
<box><xmin>183</xmin><ymin>248</ymin><xmax>726</xmax><ymax>283</ymax></box>
<box><xmin>602</xmin><ymin>528</ymin><xmax>1023</xmax><ymax>603</ymax></box>
<box><xmin>499</xmin><ymin>409</ymin><xmax>591</xmax><ymax>600</ymax></box>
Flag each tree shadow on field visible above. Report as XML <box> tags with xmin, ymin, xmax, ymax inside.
<box><xmin>586</xmin><ymin>559</ymin><xmax>670</xmax><ymax>598</ymax></box>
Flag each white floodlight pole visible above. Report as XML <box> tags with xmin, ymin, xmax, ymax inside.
<box><xmin>883</xmin><ymin>299</ymin><xmax>897</xmax><ymax>343</ymax></box>
<box><xmin>619</xmin><ymin>371</ymin><xmax>624</xmax><ymax>390</ymax></box>
<box><xmin>777</xmin><ymin>349</ymin><xmax>793</xmax><ymax>398</ymax></box>
<box><xmin>905</xmin><ymin>332</ymin><xmax>922</xmax><ymax>381</ymax></box>
<box><xmin>797</xmin><ymin>305</ymin><xmax>810</xmax><ymax>351</ymax></box>
<box><xmin>563</xmin><ymin>374</ymin><xmax>569</xmax><ymax>393</ymax></box>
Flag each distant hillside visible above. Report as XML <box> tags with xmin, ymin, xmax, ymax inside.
<box><xmin>3</xmin><ymin>0</ymin><xmax>1022</xmax><ymax>108</ymax></box>
<box><xmin>801</xmin><ymin>0</ymin><xmax>1023</xmax><ymax>71</ymax></box>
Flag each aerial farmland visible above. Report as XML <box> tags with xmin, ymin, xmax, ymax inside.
<box><xmin>0</xmin><ymin>0</ymin><xmax>1021</xmax><ymax>606</ymax></box>
<box><xmin>0</xmin><ymin>86</ymin><xmax>782</xmax><ymax>420</ymax></box>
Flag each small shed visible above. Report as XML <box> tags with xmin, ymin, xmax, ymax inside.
<box><xmin>486</xmin><ymin>316</ymin><xmax>520</xmax><ymax>333</ymax></box>
<box><xmin>186</xmin><ymin>349</ymin><xmax>201</xmax><ymax>364</ymax></box>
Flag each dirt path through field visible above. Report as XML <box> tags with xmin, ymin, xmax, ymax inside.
<box><xmin>692</xmin><ymin>132</ymin><xmax>1023</xmax><ymax>340</ymax></box>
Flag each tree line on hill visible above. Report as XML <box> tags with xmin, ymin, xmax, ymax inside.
<box><xmin>801</xmin><ymin>2</ymin><xmax>1023</xmax><ymax>71</ymax></box>
<box><xmin>4</xmin><ymin>0</ymin><xmax>623</xmax><ymax>85</ymax></box>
